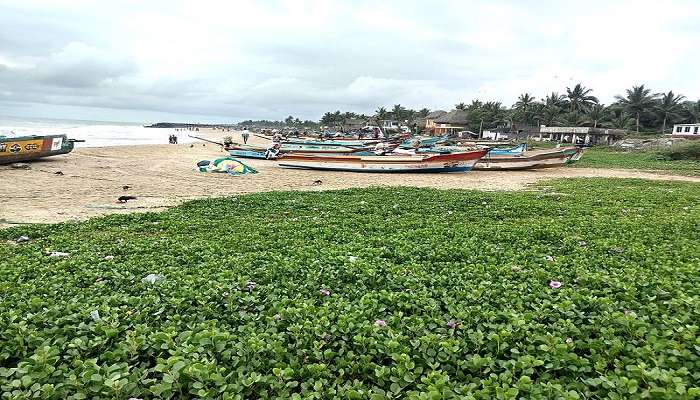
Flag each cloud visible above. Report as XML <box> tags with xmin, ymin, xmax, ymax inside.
<box><xmin>0</xmin><ymin>0</ymin><xmax>699</xmax><ymax>122</ymax></box>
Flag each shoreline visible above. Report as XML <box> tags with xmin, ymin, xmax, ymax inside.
<box><xmin>2</xmin><ymin>130</ymin><xmax>699</xmax><ymax>228</ymax></box>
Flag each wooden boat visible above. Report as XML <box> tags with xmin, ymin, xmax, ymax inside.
<box><xmin>278</xmin><ymin>149</ymin><xmax>489</xmax><ymax>173</ymax></box>
<box><xmin>225</xmin><ymin>142</ymin><xmax>370</xmax><ymax>159</ymax></box>
<box><xmin>226</xmin><ymin>144</ymin><xmax>270</xmax><ymax>159</ymax></box>
<box><xmin>0</xmin><ymin>134</ymin><xmax>76</xmax><ymax>164</ymax></box>
<box><xmin>282</xmin><ymin>138</ymin><xmax>380</xmax><ymax>147</ymax></box>
<box><xmin>281</xmin><ymin>143</ymin><xmax>369</xmax><ymax>153</ymax></box>
<box><xmin>473</xmin><ymin>147</ymin><xmax>583</xmax><ymax>170</ymax></box>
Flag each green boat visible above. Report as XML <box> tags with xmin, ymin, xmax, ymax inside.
<box><xmin>0</xmin><ymin>134</ymin><xmax>77</xmax><ymax>164</ymax></box>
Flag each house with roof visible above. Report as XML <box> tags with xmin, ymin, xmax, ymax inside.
<box><xmin>433</xmin><ymin>110</ymin><xmax>469</xmax><ymax>135</ymax></box>
<box><xmin>424</xmin><ymin>110</ymin><xmax>447</xmax><ymax>135</ymax></box>
<box><xmin>342</xmin><ymin>118</ymin><xmax>367</xmax><ymax>132</ymax></box>
<box><xmin>672</xmin><ymin>123</ymin><xmax>700</xmax><ymax>138</ymax></box>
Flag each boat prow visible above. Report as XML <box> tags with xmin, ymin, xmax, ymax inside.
<box><xmin>1</xmin><ymin>134</ymin><xmax>77</xmax><ymax>164</ymax></box>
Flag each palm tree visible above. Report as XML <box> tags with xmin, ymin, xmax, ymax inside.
<box><xmin>681</xmin><ymin>99</ymin><xmax>700</xmax><ymax>123</ymax></box>
<box><xmin>557</xmin><ymin>111</ymin><xmax>586</xmax><ymax>127</ymax></box>
<box><xmin>586</xmin><ymin>104</ymin><xmax>608</xmax><ymax>128</ymax></box>
<box><xmin>615</xmin><ymin>85</ymin><xmax>658</xmax><ymax>133</ymax></box>
<box><xmin>418</xmin><ymin>108</ymin><xmax>430</xmax><ymax>117</ymax></box>
<box><xmin>544</xmin><ymin>92</ymin><xmax>567</xmax><ymax>109</ymax></box>
<box><xmin>566</xmin><ymin>83</ymin><xmax>598</xmax><ymax>113</ymax></box>
<box><xmin>513</xmin><ymin>93</ymin><xmax>536</xmax><ymax>125</ymax></box>
<box><xmin>606</xmin><ymin>112</ymin><xmax>634</xmax><ymax>130</ymax></box>
<box><xmin>514</xmin><ymin>93</ymin><xmax>535</xmax><ymax>111</ymax></box>
<box><xmin>655</xmin><ymin>91</ymin><xmax>685</xmax><ymax>133</ymax></box>
<box><xmin>391</xmin><ymin>104</ymin><xmax>406</xmax><ymax>121</ymax></box>
<box><xmin>455</xmin><ymin>102</ymin><xmax>467</xmax><ymax>110</ymax></box>
<box><xmin>375</xmin><ymin>107</ymin><xmax>389</xmax><ymax>121</ymax></box>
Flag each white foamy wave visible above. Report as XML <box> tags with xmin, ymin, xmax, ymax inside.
<box><xmin>0</xmin><ymin>117</ymin><xmax>199</xmax><ymax>148</ymax></box>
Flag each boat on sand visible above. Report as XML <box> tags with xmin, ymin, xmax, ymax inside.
<box><xmin>473</xmin><ymin>147</ymin><xmax>583</xmax><ymax>170</ymax></box>
<box><xmin>278</xmin><ymin>149</ymin><xmax>489</xmax><ymax>173</ymax></box>
<box><xmin>0</xmin><ymin>134</ymin><xmax>78</xmax><ymax>164</ymax></box>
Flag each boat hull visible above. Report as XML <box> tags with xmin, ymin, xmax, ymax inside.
<box><xmin>474</xmin><ymin>147</ymin><xmax>582</xmax><ymax>170</ymax></box>
<box><xmin>0</xmin><ymin>134</ymin><xmax>74</xmax><ymax>164</ymax></box>
<box><xmin>279</xmin><ymin>149</ymin><xmax>488</xmax><ymax>173</ymax></box>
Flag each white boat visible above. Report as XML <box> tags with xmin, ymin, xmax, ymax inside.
<box><xmin>278</xmin><ymin>149</ymin><xmax>489</xmax><ymax>173</ymax></box>
<box><xmin>473</xmin><ymin>147</ymin><xmax>583</xmax><ymax>170</ymax></box>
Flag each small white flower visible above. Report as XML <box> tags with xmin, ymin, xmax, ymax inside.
<box><xmin>348</xmin><ymin>256</ymin><xmax>358</xmax><ymax>262</ymax></box>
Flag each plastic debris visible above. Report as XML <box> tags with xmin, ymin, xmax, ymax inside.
<box><xmin>49</xmin><ymin>251</ymin><xmax>70</xmax><ymax>258</ymax></box>
<box><xmin>16</xmin><ymin>236</ymin><xmax>30</xmax><ymax>243</ymax></box>
<box><xmin>348</xmin><ymin>256</ymin><xmax>358</xmax><ymax>262</ymax></box>
<box><xmin>244</xmin><ymin>281</ymin><xmax>257</xmax><ymax>292</ymax></box>
<box><xmin>104</xmin><ymin>255</ymin><xmax>115</xmax><ymax>260</ymax></box>
<box><xmin>142</xmin><ymin>274</ymin><xmax>164</xmax><ymax>284</ymax></box>
<box><xmin>90</xmin><ymin>310</ymin><xmax>100</xmax><ymax>321</ymax></box>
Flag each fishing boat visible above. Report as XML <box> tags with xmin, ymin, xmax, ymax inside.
<box><xmin>224</xmin><ymin>142</ymin><xmax>370</xmax><ymax>159</ymax></box>
<box><xmin>0</xmin><ymin>134</ymin><xmax>77</xmax><ymax>164</ymax></box>
<box><xmin>225</xmin><ymin>143</ymin><xmax>271</xmax><ymax>159</ymax></box>
<box><xmin>278</xmin><ymin>149</ymin><xmax>489</xmax><ymax>173</ymax></box>
<box><xmin>281</xmin><ymin>143</ymin><xmax>370</xmax><ymax>153</ymax></box>
<box><xmin>487</xmin><ymin>143</ymin><xmax>527</xmax><ymax>155</ymax></box>
<box><xmin>283</xmin><ymin>138</ymin><xmax>380</xmax><ymax>147</ymax></box>
<box><xmin>473</xmin><ymin>147</ymin><xmax>583</xmax><ymax>170</ymax></box>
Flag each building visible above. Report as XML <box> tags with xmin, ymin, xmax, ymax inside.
<box><xmin>537</xmin><ymin>126</ymin><xmax>627</xmax><ymax>145</ymax></box>
<box><xmin>379</xmin><ymin>120</ymin><xmax>399</xmax><ymax>130</ymax></box>
<box><xmin>672</xmin><ymin>123</ymin><xmax>700</xmax><ymax>138</ymax></box>
<box><xmin>482</xmin><ymin>127</ymin><xmax>518</xmax><ymax>141</ymax></box>
<box><xmin>424</xmin><ymin>110</ymin><xmax>447</xmax><ymax>134</ymax></box>
<box><xmin>433</xmin><ymin>110</ymin><xmax>469</xmax><ymax>135</ymax></box>
<box><xmin>342</xmin><ymin>118</ymin><xmax>366</xmax><ymax>132</ymax></box>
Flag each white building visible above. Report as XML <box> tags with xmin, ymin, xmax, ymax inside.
<box><xmin>672</xmin><ymin>123</ymin><xmax>700</xmax><ymax>137</ymax></box>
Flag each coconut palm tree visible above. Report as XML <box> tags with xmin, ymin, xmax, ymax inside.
<box><xmin>615</xmin><ymin>85</ymin><xmax>658</xmax><ymax>133</ymax></box>
<box><xmin>544</xmin><ymin>92</ymin><xmax>567</xmax><ymax>109</ymax></box>
<box><xmin>514</xmin><ymin>93</ymin><xmax>535</xmax><ymax>111</ymax></box>
<box><xmin>455</xmin><ymin>102</ymin><xmax>467</xmax><ymax>110</ymax></box>
<box><xmin>566</xmin><ymin>83</ymin><xmax>599</xmax><ymax>113</ymax></box>
<box><xmin>557</xmin><ymin>111</ymin><xmax>586</xmax><ymax>127</ymax></box>
<box><xmin>681</xmin><ymin>99</ymin><xmax>700</xmax><ymax>123</ymax></box>
<box><xmin>391</xmin><ymin>104</ymin><xmax>406</xmax><ymax>121</ymax></box>
<box><xmin>513</xmin><ymin>93</ymin><xmax>536</xmax><ymax>125</ymax></box>
<box><xmin>586</xmin><ymin>104</ymin><xmax>608</xmax><ymax>128</ymax></box>
<box><xmin>655</xmin><ymin>91</ymin><xmax>686</xmax><ymax>133</ymax></box>
<box><xmin>606</xmin><ymin>112</ymin><xmax>635</xmax><ymax>130</ymax></box>
<box><xmin>418</xmin><ymin>108</ymin><xmax>430</xmax><ymax>117</ymax></box>
<box><xmin>375</xmin><ymin>107</ymin><xmax>389</xmax><ymax>121</ymax></box>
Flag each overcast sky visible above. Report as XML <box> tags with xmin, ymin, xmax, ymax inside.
<box><xmin>0</xmin><ymin>0</ymin><xmax>698</xmax><ymax>123</ymax></box>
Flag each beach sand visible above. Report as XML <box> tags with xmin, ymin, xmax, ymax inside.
<box><xmin>2</xmin><ymin>129</ymin><xmax>699</xmax><ymax>228</ymax></box>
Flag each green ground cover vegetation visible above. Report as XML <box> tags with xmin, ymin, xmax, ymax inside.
<box><xmin>1</xmin><ymin>179</ymin><xmax>699</xmax><ymax>399</ymax></box>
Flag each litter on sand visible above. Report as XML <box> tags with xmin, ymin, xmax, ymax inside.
<box><xmin>196</xmin><ymin>157</ymin><xmax>258</xmax><ymax>175</ymax></box>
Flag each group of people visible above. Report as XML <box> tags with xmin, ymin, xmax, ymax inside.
<box><xmin>168</xmin><ymin>134</ymin><xmax>178</xmax><ymax>144</ymax></box>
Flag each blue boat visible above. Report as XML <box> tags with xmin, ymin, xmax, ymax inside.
<box><xmin>488</xmin><ymin>143</ymin><xmax>527</xmax><ymax>155</ymax></box>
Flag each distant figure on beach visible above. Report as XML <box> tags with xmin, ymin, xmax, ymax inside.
<box><xmin>242</xmin><ymin>129</ymin><xmax>250</xmax><ymax>144</ymax></box>
<box><xmin>168</xmin><ymin>134</ymin><xmax>178</xmax><ymax>144</ymax></box>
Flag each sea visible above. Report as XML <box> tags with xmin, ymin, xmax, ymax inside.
<box><xmin>0</xmin><ymin>116</ymin><xmax>201</xmax><ymax>148</ymax></box>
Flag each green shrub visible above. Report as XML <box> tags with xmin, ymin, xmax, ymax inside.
<box><xmin>658</xmin><ymin>141</ymin><xmax>700</xmax><ymax>161</ymax></box>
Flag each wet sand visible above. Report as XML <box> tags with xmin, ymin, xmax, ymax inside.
<box><xmin>2</xmin><ymin>130</ymin><xmax>699</xmax><ymax>228</ymax></box>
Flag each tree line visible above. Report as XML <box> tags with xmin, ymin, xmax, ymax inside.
<box><xmin>506</xmin><ymin>84</ymin><xmax>699</xmax><ymax>134</ymax></box>
<box><xmin>239</xmin><ymin>84</ymin><xmax>700</xmax><ymax>134</ymax></box>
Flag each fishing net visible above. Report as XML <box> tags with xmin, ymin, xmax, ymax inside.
<box><xmin>197</xmin><ymin>157</ymin><xmax>258</xmax><ymax>175</ymax></box>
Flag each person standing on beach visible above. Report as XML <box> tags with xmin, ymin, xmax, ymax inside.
<box><xmin>242</xmin><ymin>129</ymin><xmax>250</xmax><ymax>144</ymax></box>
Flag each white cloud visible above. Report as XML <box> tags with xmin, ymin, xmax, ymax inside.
<box><xmin>0</xmin><ymin>0</ymin><xmax>698</xmax><ymax>122</ymax></box>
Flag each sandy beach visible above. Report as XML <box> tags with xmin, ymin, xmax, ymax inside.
<box><xmin>2</xmin><ymin>129</ymin><xmax>698</xmax><ymax>228</ymax></box>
